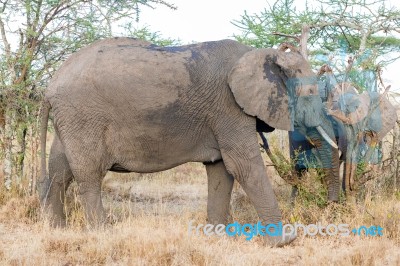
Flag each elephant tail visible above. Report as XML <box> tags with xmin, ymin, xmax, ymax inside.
<box><xmin>39</xmin><ymin>100</ymin><xmax>51</xmax><ymax>200</ymax></box>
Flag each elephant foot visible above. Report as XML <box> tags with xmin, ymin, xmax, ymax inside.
<box><xmin>327</xmin><ymin>194</ymin><xmax>339</xmax><ymax>203</ymax></box>
<box><xmin>50</xmin><ymin>217</ymin><xmax>67</xmax><ymax>228</ymax></box>
<box><xmin>40</xmin><ymin>202</ymin><xmax>67</xmax><ymax>228</ymax></box>
<box><xmin>264</xmin><ymin>232</ymin><xmax>296</xmax><ymax>247</ymax></box>
<box><xmin>42</xmin><ymin>211</ymin><xmax>67</xmax><ymax>228</ymax></box>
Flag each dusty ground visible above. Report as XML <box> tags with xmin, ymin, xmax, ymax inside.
<box><xmin>0</xmin><ymin>160</ymin><xmax>399</xmax><ymax>265</ymax></box>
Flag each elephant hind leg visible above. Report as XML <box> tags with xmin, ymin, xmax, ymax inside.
<box><xmin>77</xmin><ymin>177</ymin><xmax>106</xmax><ymax>227</ymax></box>
<box><xmin>66</xmin><ymin>160</ymin><xmax>108</xmax><ymax>227</ymax></box>
<box><xmin>205</xmin><ymin>160</ymin><xmax>234</xmax><ymax>225</ymax></box>
<box><xmin>45</xmin><ymin>134</ymin><xmax>74</xmax><ymax>227</ymax></box>
<box><xmin>63</xmin><ymin>146</ymin><xmax>109</xmax><ymax>227</ymax></box>
<box><xmin>58</xmin><ymin>123</ymin><xmax>111</xmax><ymax>227</ymax></box>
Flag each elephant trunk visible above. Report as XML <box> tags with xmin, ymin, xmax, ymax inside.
<box><xmin>343</xmin><ymin>136</ymin><xmax>358</xmax><ymax>193</ymax></box>
<box><xmin>343</xmin><ymin>159</ymin><xmax>356</xmax><ymax>193</ymax></box>
<box><xmin>294</xmin><ymin>94</ymin><xmax>340</xmax><ymax>201</ymax></box>
<box><xmin>307</xmin><ymin>126</ymin><xmax>340</xmax><ymax>202</ymax></box>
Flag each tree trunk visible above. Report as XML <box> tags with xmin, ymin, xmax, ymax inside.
<box><xmin>3</xmin><ymin>113</ymin><xmax>14</xmax><ymax>189</ymax></box>
<box><xmin>2</xmin><ymin>112</ymin><xmax>27</xmax><ymax>190</ymax></box>
<box><xmin>16</xmin><ymin>124</ymin><xmax>27</xmax><ymax>182</ymax></box>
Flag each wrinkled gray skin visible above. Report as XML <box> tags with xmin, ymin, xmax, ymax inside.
<box><xmin>40</xmin><ymin>38</ymin><xmax>337</xmax><ymax>247</ymax></box>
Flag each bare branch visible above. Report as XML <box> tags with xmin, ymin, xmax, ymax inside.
<box><xmin>272</xmin><ymin>32</ymin><xmax>300</xmax><ymax>42</ymax></box>
<box><xmin>359</xmin><ymin>30</ymin><xmax>371</xmax><ymax>53</ymax></box>
<box><xmin>300</xmin><ymin>25</ymin><xmax>310</xmax><ymax>59</ymax></box>
<box><xmin>376</xmin><ymin>66</ymin><xmax>392</xmax><ymax>95</ymax></box>
<box><xmin>0</xmin><ymin>14</ymin><xmax>16</xmax><ymax>81</ymax></box>
<box><xmin>0</xmin><ymin>15</ymin><xmax>10</xmax><ymax>57</ymax></box>
<box><xmin>310</xmin><ymin>20</ymin><xmax>363</xmax><ymax>31</ymax></box>
<box><xmin>0</xmin><ymin>0</ymin><xmax>8</xmax><ymax>13</ymax></box>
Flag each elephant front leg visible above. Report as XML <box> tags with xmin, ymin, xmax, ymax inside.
<box><xmin>205</xmin><ymin>160</ymin><xmax>234</xmax><ymax>225</ymax></box>
<box><xmin>220</xmin><ymin>143</ymin><xmax>296</xmax><ymax>247</ymax></box>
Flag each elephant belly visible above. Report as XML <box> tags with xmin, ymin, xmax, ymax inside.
<box><xmin>109</xmin><ymin>163</ymin><xmax>132</xmax><ymax>173</ymax></box>
<box><xmin>109</xmin><ymin>147</ymin><xmax>222</xmax><ymax>173</ymax></box>
<box><xmin>106</xmin><ymin>126</ymin><xmax>222</xmax><ymax>173</ymax></box>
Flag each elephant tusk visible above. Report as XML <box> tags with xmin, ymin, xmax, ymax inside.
<box><xmin>316</xmin><ymin>126</ymin><xmax>338</xmax><ymax>149</ymax></box>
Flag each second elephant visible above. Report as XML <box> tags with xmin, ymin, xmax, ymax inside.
<box><xmin>286</xmin><ymin>82</ymin><xmax>397</xmax><ymax>198</ymax></box>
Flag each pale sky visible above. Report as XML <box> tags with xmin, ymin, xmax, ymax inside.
<box><xmin>135</xmin><ymin>0</ymin><xmax>400</xmax><ymax>92</ymax></box>
<box><xmin>136</xmin><ymin>0</ymin><xmax>268</xmax><ymax>43</ymax></box>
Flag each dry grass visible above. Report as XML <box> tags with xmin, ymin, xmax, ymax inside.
<box><xmin>0</xmin><ymin>160</ymin><xmax>399</xmax><ymax>265</ymax></box>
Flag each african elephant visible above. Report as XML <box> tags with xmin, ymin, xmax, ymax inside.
<box><xmin>39</xmin><ymin>38</ymin><xmax>339</xmax><ymax>247</ymax></box>
<box><xmin>286</xmin><ymin>82</ymin><xmax>396</xmax><ymax>199</ymax></box>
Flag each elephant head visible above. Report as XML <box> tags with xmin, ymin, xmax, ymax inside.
<box><xmin>326</xmin><ymin>82</ymin><xmax>397</xmax><ymax>192</ymax></box>
<box><xmin>228</xmin><ymin>44</ymin><xmax>340</xmax><ymax>201</ymax></box>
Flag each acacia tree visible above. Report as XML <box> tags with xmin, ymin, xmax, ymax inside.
<box><xmin>0</xmin><ymin>0</ymin><xmax>176</xmax><ymax>192</ymax></box>
<box><xmin>233</xmin><ymin>0</ymin><xmax>400</xmax><ymax>197</ymax></box>
<box><xmin>233</xmin><ymin>0</ymin><xmax>400</xmax><ymax>91</ymax></box>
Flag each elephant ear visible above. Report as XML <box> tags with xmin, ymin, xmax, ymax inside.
<box><xmin>367</xmin><ymin>92</ymin><xmax>397</xmax><ymax>141</ymax></box>
<box><xmin>228</xmin><ymin>49</ymin><xmax>294</xmax><ymax>131</ymax></box>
